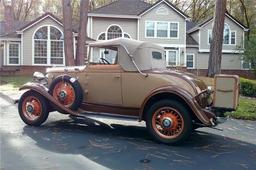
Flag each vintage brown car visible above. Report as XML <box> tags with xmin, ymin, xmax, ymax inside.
<box><xmin>18</xmin><ymin>38</ymin><xmax>240</xmax><ymax>144</ymax></box>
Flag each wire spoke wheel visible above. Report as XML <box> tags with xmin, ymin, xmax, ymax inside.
<box><xmin>52</xmin><ymin>81</ymin><xmax>76</xmax><ymax>108</ymax></box>
<box><xmin>152</xmin><ymin>107</ymin><xmax>184</xmax><ymax>140</ymax></box>
<box><xmin>18</xmin><ymin>90</ymin><xmax>49</xmax><ymax>126</ymax></box>
<box><xmin>22</xmin><ymin>96</ymin><xmax>42</xmax><ymax>121</ymax></box>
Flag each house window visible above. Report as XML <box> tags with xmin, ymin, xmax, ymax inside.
<box><xmin>146</xmin><ymin>21</ymin><xmax>155</xmax><ymax>37</ymax></box>
<box><xmin>157</xmin><ymin>22</ymin><xmax>168</xmax><ymax>37</ymax></box>
<box><xmin>208</xmin><ymin>30</ymin><xmax>212</xmax><ymax>44</ymax></box>
<box><xmin>145</xmin><ymin>21</ymin><xmax>178</xmax><ymax>38</ymax></box>
<box><xmin>97</xmin><ymin>25</ymin><xmax>130</xmax><ymax>40</ymax></box>
<box><xmin>208</xmin><ymin>24</ymin><xmax>236</xmax><ymax>45</ymax></box>
<box><xmin>107</xmin><ymin>25</ymin><xmax>122</xmax><ymax>40</ymax></box>
<box><xmin>166</xmin><ymin>50</ymin><xmax>177</xmax><ymax>66</ymax></box>
<box><xmin>34</xmin><ymin>26</ymin><xmax>64</xmax><ymax>65</ymax></box>
<box><xmin>98</xmin><ymin>33</ymin><xmax>106</xmax><ymax>40</ymax></box>
<box><xmin>8</xmin><ymin>43</ymin><xmax>20</xmax><ymax>65</ymax></box>
<box><xmin>124</xmin><ymin>33</ymin><xmax>131</xmax><ymax>39</ymax></box>
<box><xmin>170</xmin><ymin>23</ymin><xmax>178</xmax><ymax>38</ymax></box>
<box><xmin>242</xmin><ymin>60</ymin><xmax>251</xmax><ymax>70</ymax></box>
<box><xmin>186</xmin><ymin>54</ymin><xmax>194</xmax><ymax>69</ymax></box>
<box><xmin>231</xmin><ymin>31</ymin><xmax>236</xmax><ymax>45</ymax></box>
<box><xmin>223</xmin><ymin>24</ymin><xmax>230</xmax><ymax>44</ymax></box>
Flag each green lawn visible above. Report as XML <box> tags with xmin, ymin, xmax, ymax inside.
<box><xmin>0</xmin><ymin>75</ymin><xmax>32</xmax><ymax>91</ymax></box>
<box><xmin>225</xmin><ymin>97</ymin><xmax>256</xmax><ymax>121</ymax></box>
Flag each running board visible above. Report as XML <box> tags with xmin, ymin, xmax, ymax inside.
<box><xmin>76</xmin><ymin>111</ymin><xmax>139</xmax><ymax>121</ymax></box>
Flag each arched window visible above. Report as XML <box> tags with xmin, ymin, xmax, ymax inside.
<box><xmin>124</xmin><ymin>33</ymin><xmax>131</xmax><ymax>39</ymax></box>
<box><xmin>97</xmin><ymin>25</ymin><xmax>131</xmax><ymax>40</ymax></box>
<box><xmin>34</xmin><ymin>26</ymin><xmax>64</xmax><ymax>65</ymax></box>
<box><xmin>223</xmin><ymin>24</ymin><xmax>230</xmax><ymax>44</ymax></box>
<box><xmin>107</xmin><ymin>25</ymin><xmax>122</xmax><ymax>40</ymax></box>
<box><xmin>98</xmin><ymin>33</ymin><xmax>106</xmax><ymax>40</ymax></box>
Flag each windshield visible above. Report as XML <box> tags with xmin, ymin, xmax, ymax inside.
<box><xmin>90</xmin><ymin>47</ymin><xmax>118</xmax><ymax>65</ymax></box>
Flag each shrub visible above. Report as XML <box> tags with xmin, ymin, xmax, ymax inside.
<box><xmin>240</xmin><ymin>78</ymin><xmax>256</xmax><ymax>97</ymax></box>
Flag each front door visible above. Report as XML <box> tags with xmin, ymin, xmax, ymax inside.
<box><xmin>85</xmin><ymin>64</ymin><xmax>122</xmax><ymax>106</ymax></box>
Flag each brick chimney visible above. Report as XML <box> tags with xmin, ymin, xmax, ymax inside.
<box><xmin>3</xmin><ymin>0</ymin><xmax>14</xmax><ymax>33</ymax></box>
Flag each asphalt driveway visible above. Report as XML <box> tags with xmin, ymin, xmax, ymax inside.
<box><xmin>0</xmin><ymin>91</ymin><xmax>256</xmax><ymax>170</ymax></box>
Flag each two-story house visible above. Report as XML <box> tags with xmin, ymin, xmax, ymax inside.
<box><xmin>0</xmin><ymin>0</ymin><xmax>253</xmax><ymax>78</ymax></box>
<box><xmin>87</xmin><ymin>0</ymin><xmax>251</xmax><ymax>77</ymax></box>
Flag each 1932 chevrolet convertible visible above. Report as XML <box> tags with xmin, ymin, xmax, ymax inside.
<box><xmin>18</xmin><ymin>38</ymin><xmax>240</xmax><ymax>144</ymax></box>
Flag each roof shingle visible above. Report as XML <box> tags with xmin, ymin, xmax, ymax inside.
<box><xmin>90</xmin><ymin>0</ymin><xmax>151</xmax><ymax>16</ymax></box>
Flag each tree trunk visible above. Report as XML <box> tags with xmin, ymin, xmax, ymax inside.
<box><xmin>239</xmin><ymin>0</ymin><xmax>250</xmax><ymax>39</ymax></box>
<box><xmin>76</xmin><ymin>0</ymin><xmax>89</xmax><ymax>66</ymax></box>
<box><xmin>62</xmin><ymin>0</ymin><xmax>74</xmax><ymax>66</ymax></box>
<box><xmin>207</xmin><ymin>0</ymin><xmax>227</xmax><ymax>77</ymax></box>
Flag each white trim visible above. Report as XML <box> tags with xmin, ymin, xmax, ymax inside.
<box><xmin>17</xmin><ymin>14</ymin><xmax>63</xmax><ymax>33</ymax></box>
<box><xmin>198</xmin><ymin>30</ymin><xmax>201</xmax><ymax>50</ymax></box>
<box><xmin>184</xmin><ymin>21</ymin><xmax>187</xmax><ymax>67</ymax></box>
<box><xmin>139</xmin><ymin>0</ymin><xmax>189</xmax><ymax>19</ymax></box>
<box><xmin>88</xmin><ymin>13</ymin><xmax>140</xmax><ymax>19</ymax></box>
<box><xmin>157</xmin><ymin>43</ymin><xmax>185</xmax><ymax>48</ymax></box>
<box><xmin>165</xmin><ymin>49</ymin><xmax>179</xmax><ymax>67</ymax></box>
<box><xmin>0</xmin><ymin>38</ymin><xmax>21</xmax><ymax>41</ymax></box>
<box><xmin>145</xmin><ymin>21</ymin><xmax>179</xmax><ymax>39</ymax></box>
<box><xmin>199</xmin><ymin>49</ymin><xmax>244</xmax><ymax>53</ymax></box>
<box><xmin>32</xmin><ymin>25</ymin><xmax>65</xmax><ymax>66</ymax></box>
<box><xmin>188</xmin><ymin>13</ymin><xmax>249</xmax><ymax>34</ymax></box>
<box><xmin>186</xmin><ymin>53</ymin><xmax>195</xmax><ymax>69</ymax></box>
<box><xmin>21</xmin><ymin>33</ymin><xmax>24</xmax><ymax>65</ymax></box>
<box><xmin>7</xmin><ymin>42</ymin><xmax>21</xmax><ymax>66</ymax></box>
<box><xmin>137</xmin><ymin>19</ymin><xmax>140</xmax><ymax>40</ymax></box>
<box><xmin>3</xmin><ymin>42</ymin><xmax>6</xmax><ymax>65</ymax></box>
<box><xmin>225</xmin><ymin>13</ymin><xmax>249</xmax><ymax>31</ymax></box>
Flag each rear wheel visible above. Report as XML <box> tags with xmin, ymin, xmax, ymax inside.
<box><xmin>146</xmin><ymin>100</ymin><xmax>192</xmax><ymax>145</ymax></box>
<box><xmin>18</xmin><ymin>90</ymin><xmax>49</xmax><ymax>126</ymax></box>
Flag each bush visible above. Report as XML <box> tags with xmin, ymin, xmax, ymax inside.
<box><xmin>240</xmin><ymin>78</ymin><xmax>256</xmax><ymax>97</ymax></box>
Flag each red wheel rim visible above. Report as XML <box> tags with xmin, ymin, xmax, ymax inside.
<box><xmin>22</xmin><ymin>96</ymin><xmax>42</xmax><ymax>121</ymax></box>
<box><xmin>152</xmin><ymin>107</ymin><xmax>184</xmax><ymax>139</ymax></box>
<box><xmin>52</xmin><ymin>81</ymin><xmax>75</xmax><ymax>107</ymax></box>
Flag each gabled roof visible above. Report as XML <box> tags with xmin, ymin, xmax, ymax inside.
<box><xmin>89</xmin><ymin>0</ymin><xmax>151</xmax><ymax>16</ymax></box>
<box><xmin>17</xmin><ymin>12</ymin><xmax>63</xmax><ymax>33</ymax></box>
<box><xmin>139</xmin><ymin>0</ymin><xmax>189</xmax><ymax>19</ymax></box>
<box><xmin>0</xmin><ymin>21</ymin><xmax>30</xmax><ymax>37</ymax></box>
<box><xmin>186</xmin><ymin>34</ymin><xmax>198</xmax><ymax>46</ymax></box>
<box><xmin>187</xmin><ymin>12</ymin><xmax>249</xmax><ymax>34</ymax></box>
<box><xmin>89</xmin><ymin>0</ymin><xmax>189</xmax><ymax>19</ymax></box>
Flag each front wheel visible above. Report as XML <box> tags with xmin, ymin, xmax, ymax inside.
<box><xmin>146</xmin><ymin>100</ymin><xmax>192</xmax><ymax>145</ymax></box>
<box><xmin>18</xmin><ymin>90</ymin><xmax>49</xmax><ymax>126</ymax></box>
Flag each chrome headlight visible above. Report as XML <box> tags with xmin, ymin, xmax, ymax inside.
<box><xmin>33</xmin><ymin>72</ymin><xmax>48</xmax><ymax>85</ymax></box>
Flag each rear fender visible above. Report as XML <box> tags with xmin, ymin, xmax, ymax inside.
<box><xmin>19</xmin><ymin>82</ymin><xmax>80</xmax><ymax>116</ymax></box>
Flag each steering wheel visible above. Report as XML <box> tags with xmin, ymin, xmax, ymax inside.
<box><xmin>100</xmin><ymin>58</ymin><xmax>110</xmax><ymax>64</ymax></box>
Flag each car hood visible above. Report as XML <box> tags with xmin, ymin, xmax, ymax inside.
<box><xmin>46</xmin><ymin>66</ymin><xmax>86</xmax><ymax>73</ymax></box>
<box><xmin>149</xmin><ymin>69</ymin><xmax>207</xmax><ymax>94</ymax></box>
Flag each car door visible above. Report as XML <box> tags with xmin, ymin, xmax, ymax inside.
<box><xmin>84</xmin><ymin>64</ymin><xmax>122</xmax><ymax>106</ymax></box>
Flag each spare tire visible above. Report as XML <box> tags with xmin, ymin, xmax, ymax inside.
<box><xmin>49</xmin><ymin>75</ymin><xmax>83</xmax><ymax>111</ymax></box>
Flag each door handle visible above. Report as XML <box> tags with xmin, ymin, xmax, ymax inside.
<box><xmin>114</xmin><ymin>75</ymin><xmax>121</xmax><ymax>79</ymax></box>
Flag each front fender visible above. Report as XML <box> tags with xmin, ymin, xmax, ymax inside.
<box><xmin>19</xmin><ymin>82</ymin><xmax>80</xmax><ymax>116</ymax></box>
<box><xmin>139</xmin><ymin>86</ymin><xmax>215</xmax><ymax>126</ymax></box>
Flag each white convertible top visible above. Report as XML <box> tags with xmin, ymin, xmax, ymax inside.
<box><xmin>89</xmin><ymin>38</ymin><xmax>166</xmax><ymax>71</ymax></box>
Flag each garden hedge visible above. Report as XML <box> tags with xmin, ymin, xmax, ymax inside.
<box><xmin>240</xmin><ymin>78</ymin><xmax>256</xmax><ymax>97</ymax></box>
